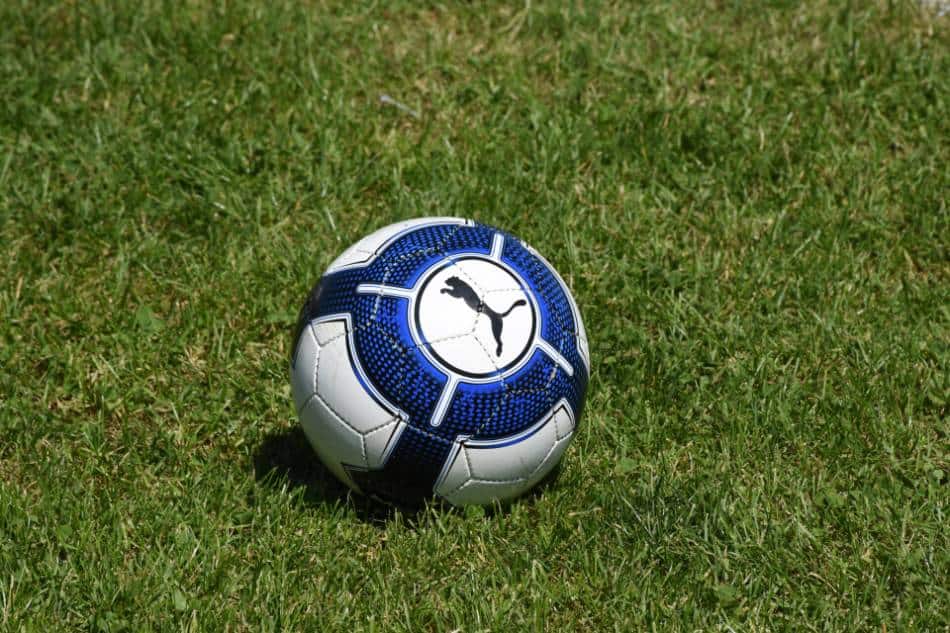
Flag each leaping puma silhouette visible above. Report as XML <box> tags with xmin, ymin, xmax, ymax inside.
<box><xmin>441</xmin><ymin>277</ymin><xmax>527</xmax><ymax>356</ymax></box>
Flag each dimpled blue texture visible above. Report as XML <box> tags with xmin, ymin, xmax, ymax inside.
<box><xmin>361</xmin><ymin>223</ymin><xmax>496</xmax><ymax>287</ymax></box>
<box><xmin>501</xmin><ymin>235</ymin><xmax>581</xmax><ymax>365</ymax></box>
<box><xmin>440</xmin><ymin>350</ymin><xmax>557</xmax><ymax>438</ymax></box>
<box><xmin>295</xmin><ymin>220</ymin><xmax>588</xmax><ymax>505</ymax></box>
<box><xmin>354</xmin><ymin>300</ymin><xmax>446</xmax><ymax>425</ymax></box>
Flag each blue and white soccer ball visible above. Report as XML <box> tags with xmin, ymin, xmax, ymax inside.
<box><xmin>290</xmin><ymin>218</ymin><xmax>589</xmax><ymax>506</ymax></box>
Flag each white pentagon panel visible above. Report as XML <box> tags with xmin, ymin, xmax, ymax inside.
<box><xmin>362</xmin><ymin>418</ymin><xmax>406</xmax><ymax>469</ymax></box>
<box><xmin>291</xmin><ymin>316</ymin><xmax>408</xmax><ymax>492</ymax></box>
<box><xmin>313</xmin><ymin>319</ymin><xmax>394</xmax><ymax>434</ymax></box>
<box><xmin>290</xmin><ymin>323</ymin><xmax>319</xmax><ymax>412</ymax></box>
<box><xmin>311</xmin><ymin>319</ymin><xmax>344</xmax><ymax>347</ymax></box>
<box><xmin>325</xmin><ymin>217</ymin><xmax>469</xmax><ymax>274</ymax></box>
<box><xmin>298</xmin><ymin>394</ymin><xmax>365</xmax><ymax>486</ymax></box>
<box><xmin>576</xmin><ymin>315</ymin><xmax>590</xmax><ymax>373</ymax></box>
<box><xmin>434</xmin><ymin>401</ymin><xmax>576</xmax><ymax>506</ymax></box>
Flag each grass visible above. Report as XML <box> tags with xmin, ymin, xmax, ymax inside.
<box><xmin>1</xmin><ymin>0</ymin><xmax>947</xmax><ymax>630</ymax></box>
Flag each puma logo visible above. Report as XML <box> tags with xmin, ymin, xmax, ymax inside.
<box><xmin>441</xmin><ymin>277</ymin><xmax>527</xmax><ymax>356</ymax></box>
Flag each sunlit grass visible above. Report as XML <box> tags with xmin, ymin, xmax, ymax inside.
<box><xmin>1</xmin><ymin>1</ymin><xmax>947</xmax><ymax>630</ymax></box>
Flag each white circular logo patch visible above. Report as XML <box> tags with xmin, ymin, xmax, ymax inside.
<box><xmin>413</xmin><ymin>257</ymin><xmax>537</xmax><ymax>378</ymax></box>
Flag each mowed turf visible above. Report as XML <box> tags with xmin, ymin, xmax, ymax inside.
<box><xmin>1</xmin><ymin>1</ymin><xmax>948</xmax><ymax>630</ymax></box>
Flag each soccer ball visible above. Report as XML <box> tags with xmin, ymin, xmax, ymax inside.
<box><xmin>290</xmin><ymin>218</ymin><xmax>589</xmax><ymax>506</ymax></box>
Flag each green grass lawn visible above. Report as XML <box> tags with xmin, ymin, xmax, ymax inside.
<box><xmin>1</xmin><ymin>1</ymin><xmax>948</xmax><ymax>630</ymax></box>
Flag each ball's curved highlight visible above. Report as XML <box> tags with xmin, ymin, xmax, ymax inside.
<box><xmin>290</xmin><ymin>218</ymin><xmax>589</xmax><ymax>506</ymax></box>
